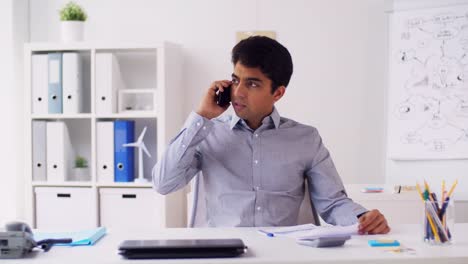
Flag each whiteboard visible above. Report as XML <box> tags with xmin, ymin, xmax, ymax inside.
<box><xmin>388</xmin><ymin>5</ymin><xmax>468</xmax><ymax>160</ymax></box>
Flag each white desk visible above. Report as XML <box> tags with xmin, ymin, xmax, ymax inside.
<box><xmin>5</xmin><ymin>224</ymin><xmax>468</xmax><ymax>264</ymax></box>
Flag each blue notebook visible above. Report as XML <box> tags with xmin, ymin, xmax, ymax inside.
<box><xmin>34</xmin><ymin>227</ymin><xmax>106</xmax><ymax>246</ymax></box>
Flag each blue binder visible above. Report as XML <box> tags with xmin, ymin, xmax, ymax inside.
<box><xmin>48</xmin><ymin>53</ymin><xmax>63</xmax><ymax>113</ymax></box>
<box><xmin>114</xmin><ymin>120</ymin><xmax>135</xmax><ymax>182</ymax></box>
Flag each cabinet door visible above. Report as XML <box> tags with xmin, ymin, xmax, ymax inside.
<box><xmin>35</xmin><ymin>187</ymin><xmax>96</xmax><ymax>230</ymax></box>
<box><xmin>99</xmin><ymin>188</ymin><xmax>164</xmax><ymax>230</ymax></box>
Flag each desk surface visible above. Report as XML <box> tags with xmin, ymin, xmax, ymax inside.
<box><xmin>344</xmin><ymin>184</ymin><xmax>468</xmax><ymax>201</ymax></box>
<box><xmin>6</xmin><ymin>224</ymin><xmax>468</xmax><ymax>264</ymax></box>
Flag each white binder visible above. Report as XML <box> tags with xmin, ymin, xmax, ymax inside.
<box><xmin>46</xmin><ymin>122</ymin><xmax>74</xmax><ymax>182</ymax></box>
<box><xmin>32</xmin><ymin>121</ymin><xmax>47</xmax><ymax>181</ymax></box>
<box><xmin>62</xmin><ymin>52</ymin><xmax>83</xmax><ymax>114</ymax></box>
<box><xmin>32</xmin><ymin>54</ymin><xmax>49</xmax><ymax>114</ymax></box>
<box><xmin>95</xmin><ymin>53</ymin><xmax>124</xmax><ymax>114</ymax></box>
<box><xmin>97</xmin><ymin>121</ymin><xmax>115</xmax><ymax>182</ymax></box>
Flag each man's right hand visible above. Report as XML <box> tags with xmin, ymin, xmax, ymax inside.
<box><xmin>196</xmin><ymin>80</ymin><xmax>232</xmax><ymax>119</ymax></box>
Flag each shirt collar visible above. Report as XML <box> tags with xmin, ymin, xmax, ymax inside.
<box><xmin>229</xmin><ymin>107</ymin><xmax>281</xmax><ymax>130</ymax></box>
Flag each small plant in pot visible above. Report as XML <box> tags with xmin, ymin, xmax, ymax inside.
<box><xmin>73</xmin><ymin>155</ymin><xmax>90</xmax><ymax>181</ymax></box>
<box><xmin>59</xmin><ymin>2</ymin><xmax>87</xmax><ymax>42</ymax></box>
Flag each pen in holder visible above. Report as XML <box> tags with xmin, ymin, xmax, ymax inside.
<box><xmin>423</xmin><ymin>200</ymin><xmax>454</xmax><ymax>245</ymax></box>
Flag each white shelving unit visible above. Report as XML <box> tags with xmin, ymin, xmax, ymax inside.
<box><xmin>24</xmin><ymin>42</ymin><xmax>187</xmax><ymax>230</ymax></box>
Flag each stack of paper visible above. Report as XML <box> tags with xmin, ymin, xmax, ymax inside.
<box><xmin>34</xmin><ymin>227</ymin><xmax>106</xmax><ymax>246</ymax></box>
<box><xmin>258</xmin><ymin>223</ymin><xmax>358</xmax><ymax>240</ymax></box>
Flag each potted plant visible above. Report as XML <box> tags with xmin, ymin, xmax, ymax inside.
<box><xmin>59</xmin><ymin>1</ymin><xmax>87</xmax><ymax>42</ymax></box>
<box><xmin>73</xmin><ymin>155</ymin><xmax>90</xmax><ymax>181</ymax></box>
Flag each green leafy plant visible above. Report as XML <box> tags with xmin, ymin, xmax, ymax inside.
<box><xmin>59</xmin><ymin>2</ymin><xmax>88</xmax><ymax>21</ymax></box>
<box><xmin>75</xmin><ymin>156</ymin><xmax>88</xmax><ymax>168</ymax></box>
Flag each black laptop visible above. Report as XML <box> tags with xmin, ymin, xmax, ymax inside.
<box><xmin>118</xmin><ymin>239</ymin><xmax>247</xmax><ymax>259</ymax></box>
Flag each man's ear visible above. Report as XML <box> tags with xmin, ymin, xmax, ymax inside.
<box><xmin>273</xmin><ymin>86</ymin><xmax>286</xmax><ymax>102</ymax></box>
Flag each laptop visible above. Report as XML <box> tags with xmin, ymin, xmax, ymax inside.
<box><xmin>118</xmin><ymin>238</ymin><xmax>247</xmax><ymax>259</ymax></box>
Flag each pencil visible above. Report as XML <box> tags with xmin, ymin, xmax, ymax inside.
<box><xmin>426</xmin><ymin>206</ymin><xmax>440</xmax><ymax>242</ymax></box>
<box><xmin>447</xmin><ymin>180</ymin><xmax>458</xmax><ymax>198</ymax></box>
<box><xmin>441</xmin><ymin>180</ymin><xmax>447</xmax><ymax>229</ymax></box>
<box><xmin>443</xmin><ymin>213</ymin><xmax>446</xmax><ymax>233</ymax></box>
<box><xmin>424</xmin><ymin>180</ymin><xmax>431</xmax><ymax>193</ymax></box>
<box><xmin>416</xmin><ymin>183</ymin><xmax>425</xmax><ymax>201</ymax></box>
<box><xmin>426</xmin><ymin>200</ymin><xmax>449</xmax><ymax>242</ymax></box>
<box><xmin>418</xmin><ymin>182</ymin><xmax>440</xmax><ymax>242</ymax></box>
<box><xmin>441</xmin><ymin>180</ymin><xmax>446</xmax><ymax>204</ymax></box>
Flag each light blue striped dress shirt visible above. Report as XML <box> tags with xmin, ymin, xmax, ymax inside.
<box><xmin>152</xmin><ymin>108</ymin><xmax>368</xmax><ymax>227</ymax></box>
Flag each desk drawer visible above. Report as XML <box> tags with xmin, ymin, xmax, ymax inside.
<box><xmin>99</xmin><ymin>188</ymin><xmax>164</xmax><ymax>230</ymax></box>
<box><xmin>35</xmin><ymin>187</ymin><xmax>96</xmax><ymax>230</ymax></box>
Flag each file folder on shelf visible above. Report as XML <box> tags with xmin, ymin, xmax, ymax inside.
<box><xmin>32</xmin><ymin>54</ymin><xmax>49</xmax><ymax>114</ymax></box>
<box><xmin>97</xmin><ymin>121</ymin><xmax>115</xmax><ymax>183</ymax></box>
<box><xmin>48</xmin><ymin>53</ymin><xmax>63</xmax><ymax>114</ymax></box>
<box><xmin>32</xmin><ymin>121</ymin><xmax>47</xmax><ymax>181</ymax></box>
<box><xmin>62</xmin><ymin>52</ymin><xmax>83</xmax><ymax>114</ymax></box>
<box><xmin>95</xmin><ymin>53</ymin><xmax>125</xmax><ymax>114</ymax></box>
<box><xmin>114</xmin><ymin>120</ymin><xmax>135</xmax><ymax>182</ymax></box>
<box><xmin>46</xmin><ymin>121</ymin><xmax>74</xmax><ymax>182</ymax></box>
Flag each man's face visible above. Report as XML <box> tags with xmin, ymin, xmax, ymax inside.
<box><xmin>230</xmin><ymin>63</ymin><xmax>284</xmax><ymax>128</ymax></box>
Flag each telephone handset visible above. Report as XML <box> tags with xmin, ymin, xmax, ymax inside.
<box><xmin>0</xmin><ymin>221</ymin><xmax>72</xmax><ymax>258</ymax></box>
<box><xmin>215</xmin><ymin>85</ymin><xmax>231</xmax><ymax>107</ymax></box>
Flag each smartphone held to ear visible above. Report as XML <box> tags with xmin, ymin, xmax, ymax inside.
<box><xmin>215</xmin><ymin>85</ymin><xmax>231</xmax><ymax>107</ymax></box>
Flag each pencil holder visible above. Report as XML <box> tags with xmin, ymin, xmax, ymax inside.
<box><xmin>423</xmin><ymin>200</ymin><xmax>454</xmax><ymax>245</ymax></box>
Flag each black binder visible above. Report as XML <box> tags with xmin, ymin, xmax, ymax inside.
<box><xmin>118</xmin><ymin>238</ymin><xmax>247</xmax><ymax>259</ymax></box>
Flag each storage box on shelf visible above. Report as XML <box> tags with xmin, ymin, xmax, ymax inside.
<box><xmin>35</xmin><ymin>187</ymin><xmax>96</xmax><ymax>231</ymax></box>
<box><xmin>99</xmin><ymin>187</ymin><xmax>185</xmax><ymax>230</ymax></box>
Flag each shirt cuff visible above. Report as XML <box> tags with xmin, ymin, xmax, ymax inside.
<box><xmin>356</xmin><ymin>211</ymin><xmax>369</xmax><ymax>219</ymax></box>
<box><xmin>180</xmin><ymin>111</ymin><xmax>214</xmax><ymax>146</ymax></box>
<box><xmin>183</xmin><ymin>111</ymin><xmax>211</xmax><ymax>129</ymax></box>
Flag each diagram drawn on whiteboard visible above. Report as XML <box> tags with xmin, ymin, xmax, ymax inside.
<box><xmin>388</xmin><ymin>5</ymin><xmax>468</xmax><ymax>160</ymax></box>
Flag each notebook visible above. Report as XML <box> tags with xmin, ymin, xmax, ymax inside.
<box><xmin>118</xmin><ymin>239</ymin><xmax>247</xmax><ymax>259</ymax></box>
<box><xmin>258</xmin><ymin>223</ymin><xmax>358</xmax><ymax>240</ymax></box>
<box><xmin>34</xmin><ymin>227</ymin><xmax>106</xmax><ymax>246</ymax></box>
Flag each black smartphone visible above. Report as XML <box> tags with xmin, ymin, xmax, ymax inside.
<box><xmin>215</xmin><ymin>85</ymin><xmax>231</xmax><ymax>107</ymax></box>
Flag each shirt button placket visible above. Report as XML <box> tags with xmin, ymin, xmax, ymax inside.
<box><xmin>252</xmin><ymin>132</ymin><xmax>262</xmax><ymax>226</ymax></box>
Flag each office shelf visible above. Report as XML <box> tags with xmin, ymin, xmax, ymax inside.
<box><xmin>25</xmin><ymin>42</ymin><xmax>186</xmax><ymax>230</ymax></box>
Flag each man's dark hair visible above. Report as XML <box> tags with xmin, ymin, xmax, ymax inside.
<box><xmin>231</xmin><ymin>36</ymin><xmax>293</xmax><ymax>94</ymax></box>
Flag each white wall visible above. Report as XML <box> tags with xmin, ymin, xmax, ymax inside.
<box><xmin>0</xmin><ymin>0</ymin><xmax>15</xmax><ymax>226</ymax></box>
<box><xmin>29</xmin><ymin>0</ymin><xmax>388</xmax><ymax>185</ymax></box>
<box><xmin>0</xmin><ymin>0</ymin><xmax>461</xmax><ymax>222</ymax></box>
<box><xmin>0</xmin><ymin>0</ymin><xmax>28</xmax><ymax>225</ymax></box>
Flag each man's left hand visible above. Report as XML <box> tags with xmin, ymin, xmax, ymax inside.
<box><xmin>358</xmin><ymin>209</ymin><xmax>390</xmax><ymax>235</ymax></box>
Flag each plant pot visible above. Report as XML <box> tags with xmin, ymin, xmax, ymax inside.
<box><xmin>72</xmin><ymin>167</ymin><xmax>90</xmax><ymax>181</ymax></box>
<box><xmin>61</xmin><ymin>21</ymin><xmax>84</xmax><ymax>42</ymax></box>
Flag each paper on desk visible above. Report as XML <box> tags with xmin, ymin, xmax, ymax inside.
<box><xmin>258</xmin><ymin>223</ymin><xmax>358</xmax><ymax>240</ymax></box>
<box><xmin>34</xmin><ymin>227</ymin><xmax>106</xmax><ymax>246</ymax></box>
